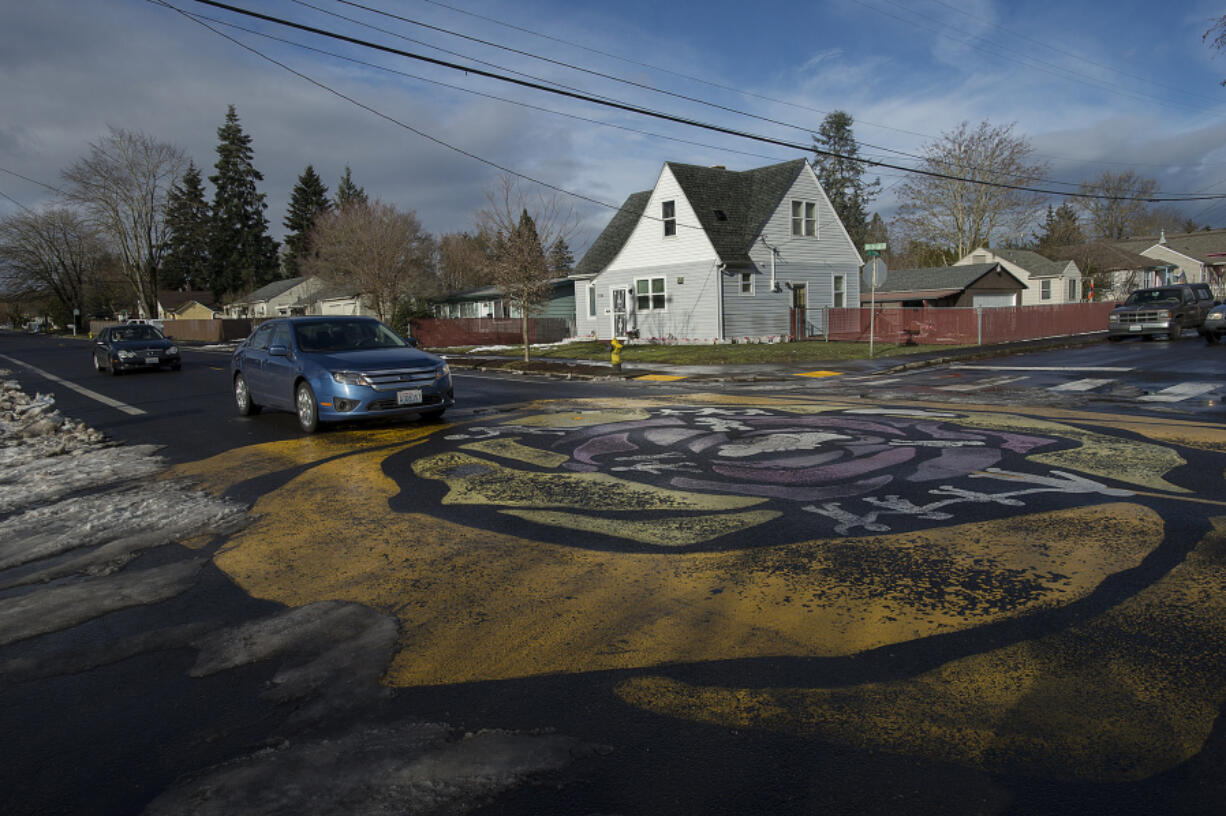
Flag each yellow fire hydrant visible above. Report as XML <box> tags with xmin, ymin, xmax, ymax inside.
<box><xmin>610</xmin><ymin>337</ymin><xmax>624</xmax><ymax>370</ymax></box>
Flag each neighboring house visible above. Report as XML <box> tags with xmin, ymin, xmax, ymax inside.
<box><xmin>571</xmin><ymin>159</ymin><xmax>862</xmax><ymax>342</ymax></box>
<box><xmin>953</xmin><ymin>248</ymin><xmax>1082</xmax><ymax>306</ymax></box>
<box><xmin>294</xmin><ymin>281</ymin><xmax>377</xmax><ymax>317</ymax></box>
<box><xmin>871</xmin><ymin>263</ymin><xmax>1027</xmax><ymax>308</ymax></box>
<box><xmin>1111</xmin><ymin>229</ymin><xmax>1226</xmax><ymax>298</ymax></box>
<box><xmin>432</xmin><ymin>278</ymin><xmax>575</xmax><ymax>322</ymax></box>
<box><xmin>224</xmin><ymin>276</ymin><xmax>323</xmax><ymax>318</ymax></box>
<box><xmin>1044</xmin><ymin>242</ymin><xmax>1166</xmax><ymax>301</ymax></box>
<box><xmin>157</xmin><ymin>290</ymin><xmax>221</xmax><ymax>321</ymax></box>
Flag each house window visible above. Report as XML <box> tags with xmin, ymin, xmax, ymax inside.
<box><xmin>1041</xmin><ymin>280</ymin><xmax>1052</xmax><ymax>300</ymax></box>
<box><xmin>1068</xmin><ymin>279</ymin><xmax>1077</xmax><ymax>301</ymax></box>
<box><xmin>791</xmin><ymin>200</ymin><xmax>816</xmax><ymax>237</ymax></box>
<box><xmin>662</xmin><ymin>200</ymin><xmax>676</xmax><ymax>237</ymax></box>
<box><xmin>587</xmin><ymin>283</ymin><xmax>597</xmax><ymax>317</ymax></box>
<box><xmin>833</xmin><ymin>275</ymin><xmax>846</xmax><ymax>307</ymax></box>
<box><xmin>636</xmin><ymin>277</ymin><xmax>666</xmax><ymax>311</ymax></box>
<box><xmin>740</xmin><ymin>272</ymin><xmax>754</xmax><ymax>295</ymax></box>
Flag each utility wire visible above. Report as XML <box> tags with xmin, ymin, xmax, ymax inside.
<box><xmin>186</xmin><ymin>0</ymin><xmax>1225</xmax><ymax>202</ymax></box>
<box><xmin>410</xmin><ymin>0</ymin><xmax>1226</xmax><ymax>171</ymax></box>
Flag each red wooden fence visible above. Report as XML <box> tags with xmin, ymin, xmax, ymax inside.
<box><xmin>822</xmin><ymin>303</ymin><xmax>1116</xmax><ymax>345</ymax></box>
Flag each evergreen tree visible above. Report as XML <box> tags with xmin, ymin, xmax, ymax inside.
<box><xmin>812</xmin><ymin>111</ymin><xmax>880</xmax><ymax>249</ymax></box>
<box><xmin>1033</xmin><ymin>202</ymin><xmax>1085</xmax><ymax>251</ymax></box>
<box><xmin>547</xmin><ymin>237</ymin><xmax>574</xmax><ymax>274</ymax></box>
<box><xmin>207</xmin><ymin>105</ymin><xmax>279</xmax><ymax>299</ymax></box>
<box><xmin>161</xmin><ymin>161</ymin><xmax>211</xmax><ymax>291</ymax></box>
<box><xmin>334</xmin><ymin>165</ymin><xmax>368</xmax><ymax>211</ymax></box>
<box><xmin>283</xmin><ymin>165</ymin><xmax>331</xmax><ymax>278</ymax></box>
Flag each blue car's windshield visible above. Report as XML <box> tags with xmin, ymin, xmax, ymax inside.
<box><xmin>294</xmin><ymin>320</ymin><xmax>408</xmax><ymax>352</ymax></box>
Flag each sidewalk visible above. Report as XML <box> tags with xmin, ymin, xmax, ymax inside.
<box><xmin>443</xmin><ymin>333</ymin><xmax>1108</xmax><ymax>382</ymax></box>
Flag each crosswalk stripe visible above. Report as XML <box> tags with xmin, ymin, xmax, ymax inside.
<box><xmin>938</xmin><ymin>375</ymin><xmax>1029</xmax><ymax>392</ymax></box>
<box><xmin>1049</xmin><ymin>378</ymin><xmax>1113</xmax><ymax>392</ymax></box>
<box><xmin>1138</xmin><ymin>383</ymin><xmax>1220</xmax><ymax>402</ymax></box>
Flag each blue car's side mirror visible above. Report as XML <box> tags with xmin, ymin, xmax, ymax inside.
<box><xmin>269</xmin><ymin>344</ymin><xmax>290</xmax><ymax>357</ymax></box>
<box><xmin>404</xmin><ymin>336</ymin><xmax>419</xmax><ymax>347</ymax></box>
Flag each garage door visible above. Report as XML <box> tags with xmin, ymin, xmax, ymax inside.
<box><xmin>973</xmin><ymin>293</ymin><xmax>1016</xmax><ymax>308</ymax></box>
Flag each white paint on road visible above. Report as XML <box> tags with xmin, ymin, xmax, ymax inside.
<box><xmin>1138</xmin><ymin>383</ymin><xmax>1220</xmax><ymax>402</ymax></box>
<box><xmin>950</xmin><ymin>365</ymin><xmax>1134</xmax><ymax>372</ymax></box>
<box><xmin>938</xmin><ymin>375</ymin><xmax>1029</xmax><ymax>392</ymax></box>
<box><xmin>0</xmin><ymin>353</ymin><xmax>145</xmax><ymax>415</ymax></box>
<box><xmin>1049</xmin><ymin>378</ymin><xmax>1115</xmax><ymax>392</ymax></box>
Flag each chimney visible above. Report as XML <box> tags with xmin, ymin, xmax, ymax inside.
<box><xmin>1159</xmin><ymin>230</ymin><xmax>1167</xmax><ymax>245</ymax></box>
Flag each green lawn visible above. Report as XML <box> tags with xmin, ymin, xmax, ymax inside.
<box><xmin>436</xmin><ymin>339</ymin><xmax>970</xmax><ymax>364</ymax></box>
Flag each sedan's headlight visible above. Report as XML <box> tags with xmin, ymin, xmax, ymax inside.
<box><xmin>117</xmin><ymin>350</ymin><xmax>136</xmax><ymax>359</ymax></box>
<box><xmin>435</xmin><ymin>363</ymin><xmax>451</xmax><ymax>381</ymax></box>
<box><xmin>331</xmin><ymin>370</ymin><xmax>373</xmax><ymax>387</ymax></box>
<box><xmin>1209</xmin><ymin>309</ymin><xmax>1226</xmax><ymax>320</ymax></box>
<box><xmin>1108</xmin><ymin>313</ymin><xmax>1119</xmax><ymax>322</ymax></box>
<box><xmin>168</xmin><ymin>346</ymin><xmax>179</xmax><ymax>355</ymax></box>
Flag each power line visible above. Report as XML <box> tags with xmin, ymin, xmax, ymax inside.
<box><xmin>410</xmin><ymin>0</ymin><xmax>1226</xmax><ymax>171</ymax></box>
<box><xmin>184</xmin><ymin>0</ymin><xmax>1226</xmax><ymax>203</ymax></box>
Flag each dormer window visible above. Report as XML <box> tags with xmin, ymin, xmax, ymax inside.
<box><xmin>662</xmin><ymin>200</ymin><xmax>676</xmax><ymax>237</ymax></box>
<box><xmin>791</xmin><ymin>200</ymin><xmax>816</xmax><ymax>237</ymax></box>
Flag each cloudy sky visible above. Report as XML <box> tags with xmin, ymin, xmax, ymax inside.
<box><xmin>2</xmin><ymin>0</ymin><xmax>1225</xmax><ymax>257</ymax></box>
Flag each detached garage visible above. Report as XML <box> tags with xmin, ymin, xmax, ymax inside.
<box><xmin>871</xmin><ymin>263</ymin><xmax>1026</xmax><ymax>308</ymax></box>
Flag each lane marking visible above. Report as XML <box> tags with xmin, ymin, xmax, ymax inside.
<box><xmin>950</xmin><ymin>365</ymin><xmax>1134</xmax><ymax>372</ymax></box>
<box><xmin>795</xmin><ymin>370</ymin><xmax>843</xmax><ymax>378</ymax></box>
<box><xmin>0</xmin><ymin>353</ymin><xmax>146</xmax><ymax>415</ymax></box>
<box><xmin>1050</xmin><ymin>378</ymin><xmax>1114</xmax><ymax>392</ymax></box>
<box><xmin>636</xmin><ymin>374</ymin><xmax>687</xmax><ymax>381</ymax></box>
<box><xmin>1138</xmin><ymin>383</ymin><xmax>1221</xmax><ymax>403</ymax></box>
<box><xmin>938</xmin><ymin>375</ymin><xmax>1029</xmax><ymax>392</ymax></box>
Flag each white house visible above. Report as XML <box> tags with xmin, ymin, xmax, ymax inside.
<box><xmin>1113</xmin><ymin>229</ymin><xmax>1226</xmax><ymax>298</ymax></box>
<box><xmin>224</xmin><ymin>276</ymin><xmax>324</xmax><ymax>318</ymax></box>
<box><xmin>570</xmin><ymin>159</ymin><xmax>862</xmax><ymax>342</ymax></box>
<box><xmin>954</xmin><ymin>248</ymin><xmax>1082</xmax><ymax>306</ymax></box>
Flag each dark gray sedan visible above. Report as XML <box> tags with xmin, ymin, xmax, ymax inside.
<box><xmin>92</xmin><ymin>324</ymin><xmax>181</xmax><ymax>374</ymax></box>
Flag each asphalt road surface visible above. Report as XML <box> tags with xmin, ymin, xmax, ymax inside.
<box><xmin>3</xmin><ymin>331</ymin><xmax>1226</xmax><ymax>816</ymax></box>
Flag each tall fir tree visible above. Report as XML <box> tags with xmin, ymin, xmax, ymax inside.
<box><xmin>812</xmin><ymin>110</ymin><xmax>880</xmax><ymax>250</ymax></box>
<box><xmin>283</xmin><ymin>165</ymin><xmax>331</xmax><ymax>278</ymax></box>
<box><xmin>207</xmin><ymin>105</ymin><xmax>279</xmax><ymax>299</ymax></box>
<box><xmin>161</xmin><ymin>161</ymin><xmax>211</xmax><ymax>291</ymax></box>
<box><xmin>1033</xmin><ymin>202</ymin><xmax>1085</xmax><ymax>251</ymax></box>
<box><xmin>547</xmin><ymin>237</ymin><xmax>574</xmax><ymax>274</ymax></box>
<box><xmin>334</xmin><ymin>165</ymin><xmax>368</xmax><ymax>211</ymax></box>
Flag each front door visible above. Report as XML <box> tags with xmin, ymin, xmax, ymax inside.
<box><xmin>610</xmin><ymin>287</ymin><xmax>630</xmax><ymax>338</ymax></box>
<box><xmin>790</xmin><ymin>283</ymin><xmax>808</xmax><ymax>339</ymax></box>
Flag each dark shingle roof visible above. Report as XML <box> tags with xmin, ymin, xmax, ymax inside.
<box><xmin>1045</xmin><ymin>241</ymin><xmax>1161</xmax><ymax>272</ymax></box>
<box><xmin>876</xmin><ymin>263</ymin><xmax>1020</xmax><ymax>293</ymax></box>
<box><xmin>1111</xmin><ymin>228</ymin><xmax>1226</xmax><ymax>264</ymax></box>
<box><xmin>989</xmin><ymin>248</ymin><xmax>1067</xmax><ymax>278</ymax></box>
<box><xmin>572</xmin><ymin>159</ymin><xmax>809</xmax><ymax>276</ymax></box>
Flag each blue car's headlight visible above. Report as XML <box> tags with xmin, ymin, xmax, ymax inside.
<box><xmin>168</xmin><ymin>346</ymin><xmax>179</xmax><ymax>355</ymax></box>
<box><xmin>118</xmin><ymin>350</ymin><xmax>136</xmax><ymax>359</ymax></box>
<box><xmin>331</xmin><ymin>370</ymin><xmax>374</xmax><ymax>387</ymax></box>
<box><xmin>436</xmin><ymin>363</ymin><xmax>450</xmax><ymax>381</ymax></box>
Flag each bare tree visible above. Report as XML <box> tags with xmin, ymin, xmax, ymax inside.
<box><xmin>1208</xmin><ymin>15</ymin><xmax>1226</xmax><ymax>84</ymax></box>
<box><xmin>301</xmin><ymin>199</ymin><xmax>437</xmax><ymax>322</ymax></box>
<box><xmin>893</xmin><ymin>121</ymin><xmax>1048</xmax><ymax>260</ymax></box>
<box><xmin>61</xmin><ymin>128</ymin><xmax>186</xmax><ymax>318</ymax></box>
<box><xmin>0</xmin><ymin>207</ymin><xmax>106</xmax><ymax>326</ymax></box>
<box><xmin>1076</xmin><ymin>171</ymin><xmax>1159</xmax><ymax>240</ymax></box>
<box><xmin>478</xmin><ymin>175</ymin><xmax>576</xmax><ymax>361</ymax></box>
<box><xmin>437</xmin><ymin>231</ymin><xmax>493</xmax><ymax>294</ymax></box>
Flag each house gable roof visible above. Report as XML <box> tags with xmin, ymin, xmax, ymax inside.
<box><xmin>233</xmin><ymin>276</ymin><xmax>310</xmax><ymax>305</ymax></box>
<box><xmin>572</xmin><ymin>159</ymin><xmax>810</xmax><ymax>276</ymax></box>
<box><xmin>876</xmin><ymin>263</ymin><xmax>1025</xmax><ymax>295</ymax></box>
<box><xmin>983</xmin><ymin>248</ymin><xmax>1067</xmax><ymax>278</ymax></box>
<box><xmin>1045</xmin><ymin>241</ymin><xmax>1162</xmax><ymax>272</ymax></box>
<box><xmin>158</xmin><ymin>289</ymin><xmax>217</xmax><ymax>311</ymax></box>
<box><xmin>1111</xmin><ymin>228</ymin><xmax>1226</xmax><ymax>265</ymax></box>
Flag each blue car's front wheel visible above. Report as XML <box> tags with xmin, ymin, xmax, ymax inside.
<box><xmin>296</xmin><ymin>381</ymin><xmax>319</xmax><ymax>434</ymax></box>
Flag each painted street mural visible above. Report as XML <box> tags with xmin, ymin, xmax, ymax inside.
<box><xmin>184</xmin><ymin>394</ymin><xmax>1226</xmax><ymax>786</ymax></box>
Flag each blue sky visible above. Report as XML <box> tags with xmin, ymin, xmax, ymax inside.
<box><xmin>2</xmin><ymin>0</ymin><xmax>1224</xmax><ymax>257</ymax></box>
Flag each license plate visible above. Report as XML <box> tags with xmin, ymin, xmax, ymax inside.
<box><xmin>397</xmin><ymin>389</ymin><xmax>423</xmax><ymax>405</ymax></box>
<box><xmin>1129</xmin><ymin>325</ymin><xmax>1142</xmax><ymax>332</ymax></box>
<box><xmin>145</xmin><ymin>356</ymin><xmax>160</xmax><ymax>364</ymax></box>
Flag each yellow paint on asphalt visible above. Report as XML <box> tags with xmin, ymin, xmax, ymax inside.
<box><xmin>212</xmin><ymin>429</ymin><xmax>1162</xmax><ymax>687</ymax></box>
<box><xmin>502</xmin><ymin>508</ymin><xmax>782</xmax><ymax>547</ymax></box>
<box><xmin>616</xmin><ymin>516</ymin><xmax>1226</xmax><ymax>784</ymax></box>
<box><xmin>635</xmin><ymin>374</ymin><xmax>688</xmax><ymax>381</ymax></box>
<box><xmin>506</xmin><ymin>408</ymin><xmax>652</xmax><ymax>427</ymax></box>
<box><xmin>412</xmin><ymin>451</ymin><xmax>765</xmax><ymax>511</ymax></box>
<box><xmin>461</xmin><ymin>437</ymin><xmax>570</xmax><ymax>468</ymax></box>
<box><xmin>794</xmin><ymin>370</ymin><xmax>844</xmax><ymax>378</ymax></box>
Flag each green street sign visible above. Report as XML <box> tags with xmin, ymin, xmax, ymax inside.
<box><xmin>864</xmin><ymin>243</ymin><xmax>887</xmax><ymax>251</ymax></box>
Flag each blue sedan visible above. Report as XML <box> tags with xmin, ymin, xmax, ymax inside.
<box><xmin>230</xmin><ymin>316</ymin><xmax>454</xmax><ymax>433</ymax></box>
